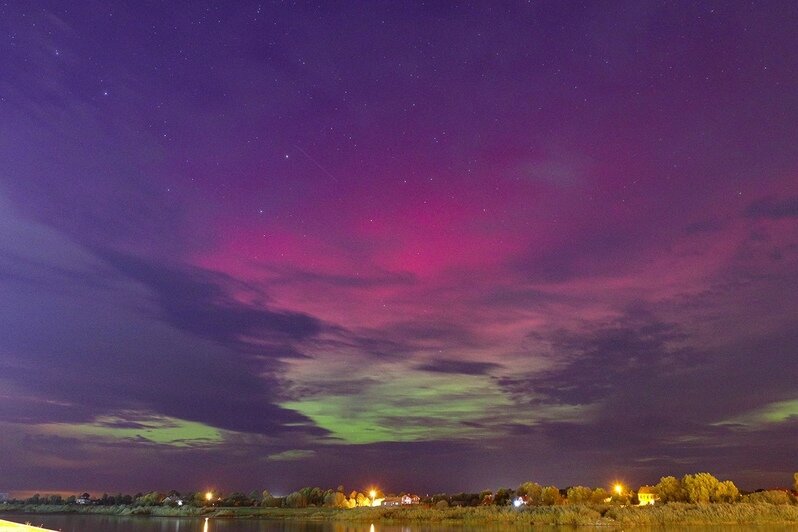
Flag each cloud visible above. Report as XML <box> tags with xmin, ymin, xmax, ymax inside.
<box><xmin>415</xmin><ymin>359</ymin><xmax>502</xmax><ymax>376</ymax></box>
<box><xmin>279</xmin><ymin>358</ymin><xmax>586</xmax><ymax>445</ymax></box>
<box><xmin>95</xmin><ymin>248</ymin><xmax>322</xmax><ymax>353</ymax></box>
<box><xmin>715</xmin><ymin>399</ymin><xmax>798</xmax><ymax>430</ymax></box>
<box><xmin>0</xmin><ymin>200</ymin><xmax>325</xmax><ymax>438</ymax></box>
<box><xmin>36</xmin><ymin>411</ymin><xmax>225</xmax><ymax>448</ymax></box>
<box><xmin>267</xmin><ymin>449</ymin><xmax>316</xmax><ymax>462</ymax></box>
<box><xmin>746</xmin><ymin>196</ymin><xmax>798</xmax><ymax>219</ymax></box>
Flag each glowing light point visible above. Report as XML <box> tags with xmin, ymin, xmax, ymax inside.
<box><xmin>614</xmin><ymin>484</ymin><xmax>623</xmax><ymax>496</ymax></box>
<box><xmin>205</xmin><ymin>491</ymin><xmax>214</xmax><ymax>501</ymax></box>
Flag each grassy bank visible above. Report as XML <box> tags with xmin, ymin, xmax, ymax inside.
<box><xmin>3</xmin><ymin>502</ymin><xmax>798</xmax><ymax>526</ymax></box>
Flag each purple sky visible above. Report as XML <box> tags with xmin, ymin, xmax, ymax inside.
<box><xmin>1</xmin><ymin>1</ymin><xmax>797</xmax><ymax>496</ymax></box>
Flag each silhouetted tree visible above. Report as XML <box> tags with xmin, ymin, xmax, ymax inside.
<box><xmin>284</xmin><ymin>491</ymin><xmax>307</xmax><ymax>508</ymax></box>
<box><xmin>493</xmin><ymin>488</ymin><xmax>514</xmax><ymax>506</ymax></box>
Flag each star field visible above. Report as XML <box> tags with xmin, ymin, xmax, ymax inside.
<box><xmin>0</xmin><ymin>1</ymin><xmax>797</xmax><ymax>495</ymax></box>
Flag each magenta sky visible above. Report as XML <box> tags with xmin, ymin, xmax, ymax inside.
<box><xmin>1</xmin><ymin>1</ymin><xmax>797</xmax><ymax>495</ymax></box>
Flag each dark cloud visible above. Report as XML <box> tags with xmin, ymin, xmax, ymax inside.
<box><xmin>522</xmin><ymin>315</ymin><xmax>694</xmax><ymax>405</ymax></box>
<box><xmin>416</xmin><ymin>359</ymin><xmax>502</xmax><ymax>376</ymax></box>
<box><xmin>500</xmin><ymin>304</ymin><xmax>798</xmax><ymax>485</ymax></box>
<box><xmin>746</xmin><ymin>196</ymin><xmax>798</xmax><ymax>219</ymax></box>
<box><xmin>95</xmin><ymin>247</ymin><xmax>322</xmax><ymax>353</ymax></box>
<box><xmin>0</xmin><ymin>218</ymin><xmax>325</xmax><ymax>436</ymax></box>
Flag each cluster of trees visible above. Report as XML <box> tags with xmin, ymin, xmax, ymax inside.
<box><xmin>653</xmin><ymin>473</ymin><xmax>798</xmax><ymax>505</ymax></box>
<box><xmin>653</xmin><ymin>473</ymin><xmax>739</xmax><ymax>503</ymax></box>
<box><xmin>280</xmin><ymin>487</ymin><xmax>384</xmax><ymax>508</ymax></box>
<box><xmin>12</xmin><ymin>490</ymin><xmax>261</xmax><ymax>507</ymax></box>
<box><xmin>426</xmin><ymin>483</ymin><xmax>611</xmax><ymax>508</ymax></box>
<box><xmin>9</xmin><ymin>472</ymin><xmax>798</xmax><ymax>509</ymax></box>
<box><xmin>425</xmin><ymin>473</ymin><xmax>798</xmax><ymax>508</ymax></box>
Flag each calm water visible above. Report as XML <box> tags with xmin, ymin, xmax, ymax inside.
<box><xmin>3</xmin><ymin>515</ymin><xmax>798</xmax><ymax>532</ymax></box>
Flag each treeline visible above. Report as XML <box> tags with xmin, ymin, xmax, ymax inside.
<box><xmin>6</xmin><ymin>472</ymin><xmax>797</xmax><ymax>509</ymax></box>
<box><xmin>7</xmin><ymin>490</ymin><xmax>263</xmax><ymax>508</ymax></box>
<box><xmin>278</xmin><ymin>487</ymin><xmax>381</xmax><ymax>509</ymax></box>
<box><xmin>647</xmin><ymin>473</ymin><xmax>798</xmax><ymax>505</ymax></box>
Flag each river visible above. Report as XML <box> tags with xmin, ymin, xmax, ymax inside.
<box><xmin>3</xmin><ymin>515</ymin><xmax>798</xmax><ymax>532</ymax></box>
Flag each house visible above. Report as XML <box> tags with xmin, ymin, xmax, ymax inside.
<box><xmin>402</xmin><ymin>494</ymin><xmax>421</xmax><ymax>505</ymax></box>
<box><xmin>380</xmin><ymin>497</ymin><xmax>402</xmax><ymax>507</ymax></box>
<box><xmin>375</xmin><ymin>494</ymin><xmax>421</xmax><ymax>507</ymax></box>
<box><xmin>637</xmin><ymin>486</ymin><xmax>657</xmax><ymax>506</ymax></box>
<box><xmin>162</xmin><ymin>495</ymin><xmax>185</xmax><ymax>506</ymax></box>
<box><xmin>76</xmin><ymin>493</ymin><xmax>92</xmax><ymax>505</ymax></box>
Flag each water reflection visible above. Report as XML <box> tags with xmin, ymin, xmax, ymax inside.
<box><xmin>3</xmin><ymin>515</ymin><xmax>798</xmax><ymax>532</ymax></box>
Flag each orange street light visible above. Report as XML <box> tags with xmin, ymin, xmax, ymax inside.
<box><xmin>205</xmin><ymin>491</ymin><xmax>214</xmax><ymax>502</ymax></box>
<box><xmin>614</xmin><ymin>484</ymin><xmax>623</xmax><ymax>496</ymax></box>
<box><xmin>369</xmin><ymin>490</ymin><xmax>377</xmax><ymax>499</ymax></box>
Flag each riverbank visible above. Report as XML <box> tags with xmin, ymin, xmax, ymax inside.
<box><xmin>3</xmin><ymin>502</ymin><xmax>798</xmax><ymax>526</ymax></box>
<box><xmin>0</xmin><ymin>519</ymin><xmax>56</xmax><ymax>531</ymax></box>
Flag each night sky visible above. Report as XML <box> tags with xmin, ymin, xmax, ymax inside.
<box><xmin>1</xmin><ymin>1</ymin><xmax>797</xmax><ymax>496</ymax></box>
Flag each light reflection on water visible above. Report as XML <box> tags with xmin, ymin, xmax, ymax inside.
<box><xmin>2</xmin><ymin>515</ymin><xmax>798</xmax><ymax>532</ymax></box>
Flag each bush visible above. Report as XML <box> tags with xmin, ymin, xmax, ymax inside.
<box><xmin>743</xmin><ymin>491</ymin><xmax>795</xmax><ymax>505</ymax></box>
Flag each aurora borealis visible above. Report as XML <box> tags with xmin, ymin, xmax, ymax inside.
<box><xmin>1</xmin><ymin>1</ymin><xmax>798</xmax><ymax>495</ymax></box>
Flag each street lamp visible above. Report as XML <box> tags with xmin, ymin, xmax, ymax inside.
<box><xmin>369</xmin><ymin>490</ymin><xmax>377</xmax><ymax>506</ymax></box>
<box><xmin>205</xmin><ymin>491</ymin><xmax>214</xmax><ymax>504</ymax></box>
<box><xmin>614</xmin><ymin>484</ymin><xmax>623</xmax><ymax>496</ymax></box>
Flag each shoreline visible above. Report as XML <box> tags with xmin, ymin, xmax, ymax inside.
<box><xmin>0</xmin><ymin>519</ymin><xmax>56</xmax><ymax>531</ymax></box>
<box><xmin>3</xmin><ymin>503</ymin><xmax>798</xmax><ymax>526</ymax></box>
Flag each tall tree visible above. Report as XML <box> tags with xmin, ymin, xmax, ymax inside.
<box><xmin>682</xmin><ymin>473</ymin><xmax>720</xmax><ymax>504</ymax></box>
<box><xmin>655</xmin><ymin>476</ymin><xmax>687</xmax><ymax>503</ymax></box>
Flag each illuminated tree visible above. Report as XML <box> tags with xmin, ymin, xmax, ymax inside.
<box><xmin>743</xmin><ymin>490</ymin><xmax>793</xmax><ymax>505</ymax></box>
<box><xmin>590</xmin><ymin>488</ymin><xmax>610</xmax><ymax>504</ymax></box>
<box><xmin>794</xmin><ymin>473</ymin><xmax>798</xmax><ymax>492</ymax></box>
<box><xmin>713</xmin><ymin>480</ymin><xmax>739</xmax><ymax>503</ymax></box>
<box><xmin>566</xmin><ymin>486</ymin><xmax>593</xmax><ymax>504</ymax></box>
<box><xmin>682</xmin><ymin>473</ymin><xmax>719</xmax><ymax>504</ymax></box>
<box><xmin>355</xmin><ymin>492</ymin><xmax>371</xmax><ymax>507</ymax></box>
<box><xmin>541</xmin><ymin>486</ymin><xmax>562</xmax><ymax>506</ymax></box>
<box><xmin>655</xmin><ymin>476</ymin><xmax>687</xmax><ymax>503</ymax></box>
<box><xmin>324</xmin><ymin>491</ymin><xmax>347</xmax><ymax>508</ymax></box>
<box><xmin>516</xmin><ymin>482</ymin><xmax>543</xmax><ymax>505</ymax></box>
